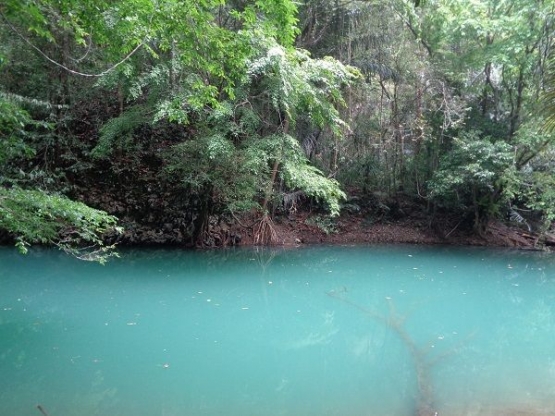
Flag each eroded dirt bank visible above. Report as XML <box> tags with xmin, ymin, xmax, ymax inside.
<box><xmin>91</xmin><ymin>188</ymin><xmax>555</xmax><ymax>250</ymax></box>
<box><xmin>187</xmin><ymin>209</ymin><xmax>555</xmax><ymax>250</ymax></box>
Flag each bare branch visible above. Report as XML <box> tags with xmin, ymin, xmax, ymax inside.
<box><xmin>0</xmin><ymin>11</ymin><xmax>144</xmax><ymax>78</ymax></box>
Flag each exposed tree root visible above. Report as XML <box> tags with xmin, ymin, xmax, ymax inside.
<box><xmin>254</xmin><ymin>214</ymin><xmax>278</xmax><ymax>245</ymax></box>
<box><xmin>483</xmin><ymin>220</ymin><xmax>555</xmax><ymax>248</ymax></box>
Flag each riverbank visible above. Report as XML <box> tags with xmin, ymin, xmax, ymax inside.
<box><xmin>96</xmin><ymin>189</ymin><xmax>554</xmax><ymax>250</ymax></box>
<box><xmin>2</xmin><ymin>192</ymin><xmax>551</xmax><ymax>251</ymax></box>
<box><xmin>203</xmin><ymin>209</ymin><xmax>553</xmax><ymax>250</ymax></box>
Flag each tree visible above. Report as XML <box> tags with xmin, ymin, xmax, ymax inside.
<box><xmin>1</xmin><ymin>0</ymin><xmax>354</xmax><ymax>249</ymax></box>
<box><xmin>2</xmin><ymin>0</ymin><xmax>555</xmax><ymax>250</ymax></box>
<box><xmin>428</xmin><ymin>131</ymin><xmax>517</xmax><ymax>232</ymax></box>
<box><xmin>0</xmin><ymin>95</ymin><xmax>120</xmax><ymax>261</ymax></box>
<box><xmin>162</xmin><ymin>42</ymin><xmax>356</xmax><ymax>244</ymax></box>
<box><xmin>0</xmin><ymin>187</ymin><xmax>120</xmax><ymax>262</ymax></box>
<box><xmin>541</xmin><ymin>51</ymin><xmax>555</xmax><ymax>134</ymax></box>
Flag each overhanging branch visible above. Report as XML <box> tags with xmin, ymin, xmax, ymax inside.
<box><xmin>0</xmin><ymin>11</ymin><xmax>144</xmax><ymax>78</ymax></box>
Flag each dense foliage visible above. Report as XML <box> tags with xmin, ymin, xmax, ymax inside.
<box><xmin>1</xmin><ymin>0</ymin><xmax>555</xmax><ymax>257</ymax></box>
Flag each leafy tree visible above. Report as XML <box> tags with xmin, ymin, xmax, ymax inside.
<box><xmin>161</xmin><ymin>42</ymin><xmax>356</xmax><ymax>244</ymax></box>
<box><xmin>428</xmin><ymin>131</ymin><xmax>518</xmax><ymax>232</ymax></box>
<box><xmin>0</xmin><ymin>95</ymin><xmax>120</xmax><ymax>261</ymax></box>
<box><xmin>0</xmin><ymin>97</ymin><xmax>37</xmax><ymax>168</ymax></box>
<box><xmin>0</xmin><ymin>187</ymin><xmax>120</xmax><ymax>262</ymax></box>
<box><xmin>0</xmin><ymin>0</ymin><xmax>309</xmax><ymax>249</ymax></box>
<box><xmin>2</xmin><ymin>0</ymin><xmax>555</xmax><ymax>251</ymax></box>
<box><xmin>242</xmin><ymin>45</ymin><xmax>354</xmax><ymax>211</ymax></box>
<box><xmin>541</xmin><ymin>52</ymin><xmax>555</xmax><ymax>134</ymax></box>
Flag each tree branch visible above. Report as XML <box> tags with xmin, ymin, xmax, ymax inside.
<box><xmin>0</xmin><ymin>11</ymin><xmax>144</xmax><ymax>78</ymax></box>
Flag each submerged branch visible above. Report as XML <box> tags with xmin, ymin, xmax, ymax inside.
<box><xmin>36</xmin><ymin>405</ymin><xmax>49</xmax><ymax>416</ymax></box>
<box><xmin>327</xmin><ymin>289</ymin><xmax>453</xmax><ymax>416</ymax></box>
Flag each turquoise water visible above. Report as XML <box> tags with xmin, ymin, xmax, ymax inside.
<box><xmin>1</xmin><ymin>245</ymin><xmax>555</xmax><ymax>416</ymax></box>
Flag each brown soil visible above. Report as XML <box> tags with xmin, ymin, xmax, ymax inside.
<box><xmin>87</xmin><ymin>186</ymin><xmax>554</xmax><ymax>250</ymax></box>
<box><xmin>224</xmin><ymin>210</ymin><xmax>552</xmax><ymax>250</ymax></box>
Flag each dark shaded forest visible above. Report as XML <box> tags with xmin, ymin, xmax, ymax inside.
<box><xmin>1</xmin><ymin>0</ymin><xmax>555</xmax><ymax>261</ymax></box>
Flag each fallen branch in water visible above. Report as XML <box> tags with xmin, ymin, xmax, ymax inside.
<box><xmin>327</xmin><ymin>288</ymin><xmax>470</xmax><ymax>416</ymax></box>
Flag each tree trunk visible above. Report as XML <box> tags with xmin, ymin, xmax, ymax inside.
<box><xmin>261</xmin><ymin>118</ymin><xmax>290</xmax><ymax>214</ymax></box>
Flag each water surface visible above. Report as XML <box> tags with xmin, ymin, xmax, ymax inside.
<box><xmin>1</xmin><ymin>245</ymin><xmax>555</xmax><ymax>415</ymax></box>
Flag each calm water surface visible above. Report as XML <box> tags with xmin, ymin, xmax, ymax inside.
<box><xmin>1</xmin><ymin>245</ymin><xmax>555</xmax><ymax>416</ymax></box>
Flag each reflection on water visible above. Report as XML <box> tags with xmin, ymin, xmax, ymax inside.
<box><xmin>1</xmin><ymin>245</ymin><xmax>555</xmax><ymax>415</ymax></box>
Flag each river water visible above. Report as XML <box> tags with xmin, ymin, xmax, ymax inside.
<box><xmin>1</xmin><ymin>245</ymin><xmax>555</xmax><ymax>416</ymax></box>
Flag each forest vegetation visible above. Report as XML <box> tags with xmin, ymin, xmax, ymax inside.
<box><xmin>1</xmin><ymin>0</ymin><xmax>555</xmax><ymax>262</ymax></box>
